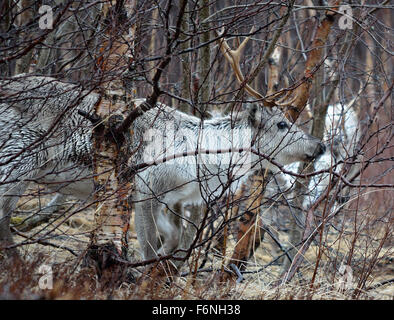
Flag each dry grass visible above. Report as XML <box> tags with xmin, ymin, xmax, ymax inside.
<box><xmin>1</xmin><ymin>189</ymin><xmax>392</xmax><ymax>300</ymax></box>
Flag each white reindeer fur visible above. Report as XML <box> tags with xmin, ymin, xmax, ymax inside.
<box><xmin>264</xmin><ymin>102</ymin><xmax>360</xmax><ymax>211</ymax></box>
<box><xmin>0</xmin><ymin>76</ymin><xmax>324</xmax><ymax>265</ymax></box>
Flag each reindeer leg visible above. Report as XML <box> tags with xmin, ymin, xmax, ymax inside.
<box><xmin>0</xmin><ymin>182</ymin><xmax>29</xmax><ymax>257</ymax></box>
<box><xmin>135</xmin><ymin>198</ymin><xmax>161</xmax><ymax>262</ymax></box>
<box><xmin>171</xmin><ymin>204</ymin><xmax>202</xmax><ymax>270</ymax></box>
<box><xmin>42</xmin><ymin>193</ymin><xmax>67</xmax><ymax>214</ymax></box>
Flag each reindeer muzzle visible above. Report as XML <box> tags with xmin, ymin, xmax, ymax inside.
<box><xmin>305</xmin><ymin>142</ymin><xmax>326</xmax><ymax>162</ymax></box>
<box><xmin>313</xmin><ymin>142</ymin><xmax>326</xmax><ymax>159</ymax></box>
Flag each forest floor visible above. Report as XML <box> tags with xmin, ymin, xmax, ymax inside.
<box><xmin>0</xmin><ymin>188</ymin><xmax>392</xmax><ymax>300</ymax></box>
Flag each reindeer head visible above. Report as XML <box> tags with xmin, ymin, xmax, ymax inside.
<box><xmin>246</xmin><ymin>103</ymin><xmax>326</xmax><ymax>167</ymax></box>
<box><xmin>218</xmin><ymin>28</ymin><xmax>325</xmax><ymax>168</ymax></box>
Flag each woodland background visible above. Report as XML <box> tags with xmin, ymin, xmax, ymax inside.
<box><xmin>0</xmin><ymin>0</ymin><xmax>392</xmax><ymax>299</ymax></box>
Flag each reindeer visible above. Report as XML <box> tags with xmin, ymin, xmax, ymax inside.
<box><xmin>131</xmin><ymin>30</ymin><xmax>328</xmax><ymax>266</ymax></box>
<box><xmin>264</xmin><ymin>98</ymin><xmax>361</xmax><ymax>210</ymax></box>
<box><xmin>1</xmin><ymin>20</ymin><xmax>331</xmax><ymax>270</ymax></box>
<box><xmin>206</xmin><ymin>31</ymin><xmax>363</xmax><ymax>273</ymax></box>
<box><xmin>133</xmin><ymin>103</ymin><xmax>327</xmax><ymax>264</ymax></box>
<box><xmin>0</xmin><ymin>75</ymin><xmax>325</xmax><ymax>264</ymax></box>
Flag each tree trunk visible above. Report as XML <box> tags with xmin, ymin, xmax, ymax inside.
<box><xmin>222</xmin><ymin>171</ymin><xmax>270</xmax><ymax>281</ymax></box>
<box><xmin>85</xmin><ymin>1</ymin><xmax>136</xmax><ymax>282</ymax></box>
<box><xmin>14</xmin><ymin>0</ymin><xmax>34</xmax><ymax>74</ymax></box>
<box><xmin>280</xmin><ymin>0</ymin><xmax>343</xmax><ymax>280</ymax></box>
<box><xmin>287</xmin><ymin>0</ymin><xmax>341</xmax><ymax>121</ymax></box>
<box><xmin>198</xmin><ymin>0</ymin><xmax>211</xmax><ymax>118</ymax></box>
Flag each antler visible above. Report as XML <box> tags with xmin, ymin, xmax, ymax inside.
<box><xmin>217</xmin><ymin>27</ymin><xmax>265</xmax><ymax>100</ymax></box>
<box><xmin>217</xmin><ymin>27</ymin><xmax>297</xmax><ymax>108</ymax></box>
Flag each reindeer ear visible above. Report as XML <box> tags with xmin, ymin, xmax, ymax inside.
<box><xmin>247</xmin><ymin>103</ymin><xmax>259</xmax><ymax>127</ymax></box>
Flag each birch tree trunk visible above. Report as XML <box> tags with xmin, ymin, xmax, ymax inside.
<box><xmin>86</xmin><ymin>1</ymin><xmax>137</xmax><ymax>279</ymax></box>
<box><xmin>180</xmin><ymin>4</ymin><xmax>191</xmax><ymax>113</ymax></box>
<box><xmin>286</xmin><ymin>0</ymin><xmax>341</xmax><ymax>122</ymax></box>
<box><xmin>223</xmin><ymin>172</ymin><xmax>270</xmax><ymax>277</ymax></box>
<box><xmin>223</xmin><ymin>44</ymin><xmax>284</xmax><ymax>280</ymax></box>
<box><xmin>0</xmin><ymin>0</ymin><xmax>12</xmax><ymax>75</ymax></box>
<box><xmin>198</xmin><ymin>0</ymin><xmax>211</xmax><ymax>118</ymax></box>
<box><xmin>14</xmin><ymin>0</ymin><xmax>34</xmax><ymax>74</ymax></box>
<box><xmin>280</xmin><ymin>0</ymin><xmax>342</xmax><ymax>278</ymax></box>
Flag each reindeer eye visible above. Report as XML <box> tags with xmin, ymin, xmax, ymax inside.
<box><xmin>277</xmin><ymin>121</ymin><xmax>288</xmax><ymax>130</ymax></box>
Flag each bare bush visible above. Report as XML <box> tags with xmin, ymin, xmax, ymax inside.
<box><xmin>0</xmin><ymin>0</ymin><xmax>392</xmax><ymax>300</ymax></box>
